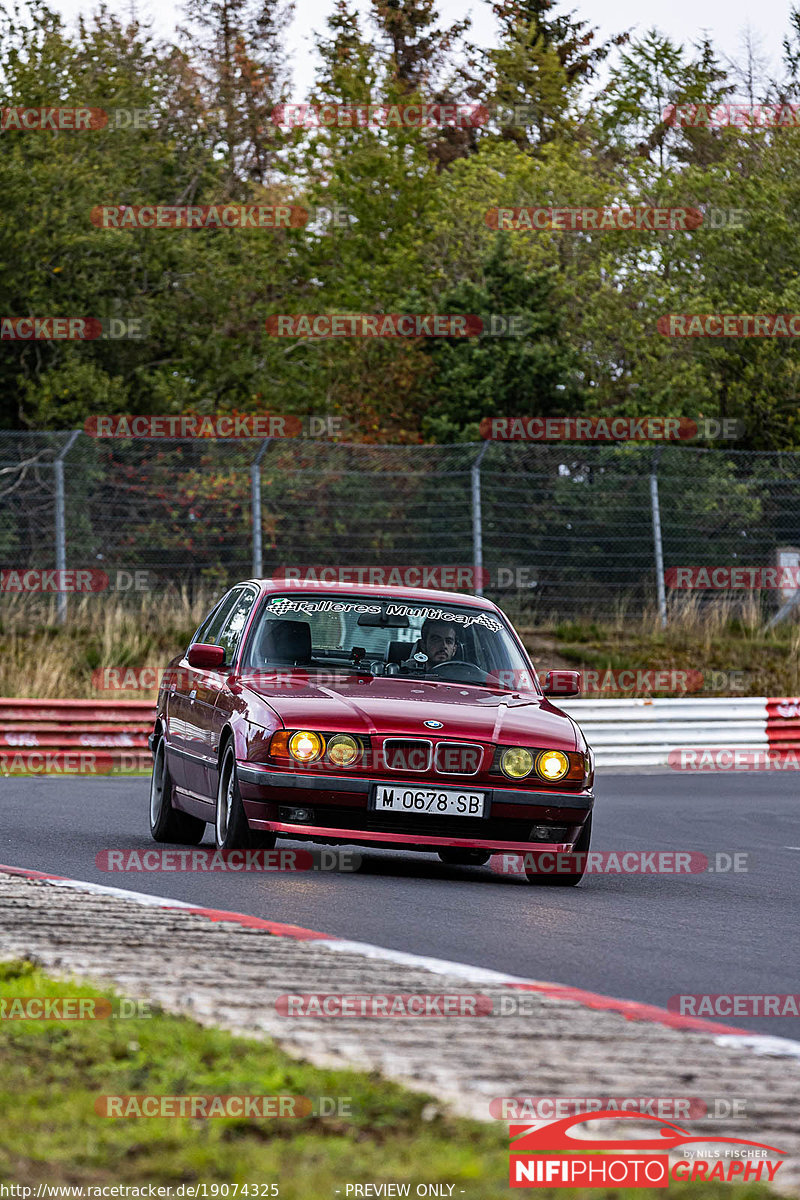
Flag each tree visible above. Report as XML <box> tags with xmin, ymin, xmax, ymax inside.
<box><xmin>593</xmin><ymin>31</ymin><xmax>733</xmax><ymax>172</ymax></box>
<box><xmin>417</xmin><ymin>236</ymin><xmax>582</xmax><ymax>439</ymax></box>
<box><xmin>178</xmin><ymin>0</ymin><xmax>294</xmax><ymax>194</ymax></box>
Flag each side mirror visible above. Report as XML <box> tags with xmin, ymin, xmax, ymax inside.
<box><xmin>541</xmin><ymin>669</ymin><xmax>581</xmax><ymax>698</ymax></box>
<box><xmin>187</xmin><ymin>643</ymin><xmax>225</xmax><ymax>670</ymax></box>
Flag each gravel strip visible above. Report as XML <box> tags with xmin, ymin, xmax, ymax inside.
<box><xmin>1</xmin><ymin>872</ymin><xmax>798</xmax><ymax>1189</ymax></box>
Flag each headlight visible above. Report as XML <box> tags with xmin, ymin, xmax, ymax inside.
<box><xmin>327</xmin><ymin>734</ymin><xmax>362</xmax><ymax>767</ymax></box>
<box><xmin>288</xmin><ymin>730</ymin><xmax>324</xmax><ymax>763</ymax></box>
<box><xmin>500</xmin><ymin>746</ymin><xmax>534</xmax><ymax>779</ymax></box>
<box><xmin>536</xmin><ymin>750</ymin><xmax>569</xmax><ymax>781</ymax></box>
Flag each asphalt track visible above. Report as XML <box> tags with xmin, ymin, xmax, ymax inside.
<box><xmin>1</xmin><ymin>770</ymin><xmax>798</xmax><ymax>1038</ymax></box>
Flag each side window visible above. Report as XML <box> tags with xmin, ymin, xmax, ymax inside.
<box><xmin>216</xmin><ymin>588</ymin><xmax>258</xmax><ymax>665</ymax></box>
<box><xmin>192</xmin><ymin>589</ymin><xmax>242</xmax><ymax>650</ymax></box>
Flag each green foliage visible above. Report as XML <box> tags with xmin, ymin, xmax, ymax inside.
<box><xmin>417</xmin><ymin>236</ymin><xmax>583</xmax><ymax>436</ymax></box>
<box><xmin>0</xmin><ymin>0</ymin><xmax>799</xmax><ymax>449</ymax></box>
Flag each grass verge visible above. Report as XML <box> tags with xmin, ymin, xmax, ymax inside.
<box><xmin>0</xmin><ymin>961</ymin><xmax>787</xmax><ymax>1198</ymax></box>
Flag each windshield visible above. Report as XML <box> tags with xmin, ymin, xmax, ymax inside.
<box><xmin>242</xmin><ymin>594</ymin><xmax>538</xmax><ymax>692</ymax></box>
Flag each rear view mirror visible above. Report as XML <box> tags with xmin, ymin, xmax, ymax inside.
<box><xmin>541</xmin><ymin>670</ymin><xmax>581</xmax><ymax>698</ymax></box>
<box><xmin>357</xmin><ymin>613</ymin><xmax>410</xmax><ymax>627</ymax></box>
<box><xmin>188</xmin><ymin>643</ymin><xmax>225</xmax><ymax>669</ymax></box>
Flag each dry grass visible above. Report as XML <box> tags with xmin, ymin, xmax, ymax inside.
<box><xmin>0</xmin><ymin>589</ymin><xmax>215</xmax><ymax>699</ymax></box>
<box><xmin>1</xmin><ymin>590</ymin><xmax>798</xmax><ymax>699</ymax></box>
<box><xmin>520</xmin><ymin>594</ymin><xmax>800</xmax><ymax>698</ymax></box>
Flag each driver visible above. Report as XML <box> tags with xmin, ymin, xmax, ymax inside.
<box><xmin>418</xmin><ymin>618</ymin><xmax>459</xmax><ymax>665</ymax></box>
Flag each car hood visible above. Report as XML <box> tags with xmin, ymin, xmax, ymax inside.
<box><xmin>236</xmin><ymin>672</ymin><xmax>578</xmax><ymax>751</ymax></box>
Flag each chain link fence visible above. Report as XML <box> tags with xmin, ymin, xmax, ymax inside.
<box><xmin>1</xmin><ymin>431</ymin><xmax>799</xmax><ymax>622</ymax></box>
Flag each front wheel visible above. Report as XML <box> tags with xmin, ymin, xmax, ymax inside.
<box><xmin>215</xmin><ymin>744</ymin><xmax>276</xmax><ymax>850</ymax></box>
<box><xmin>525</xmin><ymin>814</ymin><xmax>592</xmax><ymax>887</ymax></box>
<box><xmin>149</xmin><ymin>737</ymin><xmax>206</xmax><ymax>844</ymax></box>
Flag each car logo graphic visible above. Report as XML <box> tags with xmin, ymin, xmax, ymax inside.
<box><xmin>424</xmin><ymin>720</ymin><xmax>443</xmax><ymax>728</ymax></box>
<box><xmin>509</xmin><ymin>1111</ymin><xmax>785</xmax><ymax>1155</ymax></box>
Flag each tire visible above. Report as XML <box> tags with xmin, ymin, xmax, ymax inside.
<box><xmin>215</xmin><ymin>743</ymin><xmax>276</xmax><ymax>851</ymax></box>
<box><xmin>525</xmin><ymin>814</ymin><xmax>592</xmax><ymax>887</ymax></box>
<box><xmin>149</xmin><ymin>736</ymin><xmax>206</xmax><ymax>844</ymax></box>
<box><xmin>437</xmin><ymin>849</ymin><xmax>492</xmax><ymax>866</ymax></box>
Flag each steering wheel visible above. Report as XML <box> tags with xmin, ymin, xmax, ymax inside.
<box><xmin>429</xmin><ymin>659</ymin><xmax>487</xmax><ymax>683</ymax></box>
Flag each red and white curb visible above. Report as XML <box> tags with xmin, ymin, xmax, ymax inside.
<box><xmin>559</xmin><ymin>695</ymin><xmax>800</xmax><ymax>769</ymax></box>
<box><xmin>2</xmin><ymin>862</ymin><xmax>800</xmax><ymax>1059</ymax></box>
<box><xmin>3</xmin><ymin>695</ymin><xmax>799</xmax><ymax>774</ymax></box>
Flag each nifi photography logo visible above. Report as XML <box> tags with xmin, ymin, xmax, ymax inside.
<box><xmin>508</xmin><ymin>1111</ymin><xmax>785</xmax><ymax>1188</ymax></box>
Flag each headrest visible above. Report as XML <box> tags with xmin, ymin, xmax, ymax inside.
<box><xmin>258</xmin><ymin>619</ymin><xmax>312</xmax><ymax>664</ymax></box>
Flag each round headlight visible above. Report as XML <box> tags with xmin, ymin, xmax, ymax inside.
<box><xmin>536</xmin><ymin>750</ymin><xmax>569</xmax><ymax>781</ymax></box>
<box><xmin>500</xmin><ymin>746</ymin><xmax>534</xmax><ymax>779</ymax></box>
<box><xmin>327</xmin><ymin>734</ymin><xmax>362</xmax><ymax>767</ymax></box>
<box><xmin>288</xmin><ymin>730</ymin><xmax>324</xmax><ymax>763</ymax></box>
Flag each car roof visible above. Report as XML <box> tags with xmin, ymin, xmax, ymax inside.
<box><xmin>243</xmin><ymin>578</ymin><xmax>501</xmax><ymax>612</ymax></box>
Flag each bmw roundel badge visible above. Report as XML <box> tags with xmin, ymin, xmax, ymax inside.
<box><xmin>423</xmin><ymin>720</ymin><xmax>443</xmax><ymax>729</ymax></box>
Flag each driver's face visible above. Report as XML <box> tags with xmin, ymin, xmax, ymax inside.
<box><xmin>422</xmin><ymin>627</ymin><xmax>457</xmax><ymax>664</ymax></box>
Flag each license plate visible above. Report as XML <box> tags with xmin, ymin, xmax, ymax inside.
<box><xmin>372</xmin><ymin>783</ymin><xmax>486</xmax><ymax>818</ymax></box>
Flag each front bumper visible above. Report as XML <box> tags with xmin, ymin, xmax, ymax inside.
<box><xmin>238</xmin><ymin>762</ymin><xmax>593</xmax><ymax>853</ymax></box>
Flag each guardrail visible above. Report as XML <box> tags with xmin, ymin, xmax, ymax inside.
<box><xmin>561</xmin><ymin>696</ymin><xmax>800</xmax><ymax>768</ymax></box>
<box><xmin>0</xmin><ymin>696</ymin><xmax>798</xmax><ymax>774</ymax></box>
<box><xmin>0</xmin><ymin>698</ymin><xmax>154</xmax><ymax>773</ymax></box>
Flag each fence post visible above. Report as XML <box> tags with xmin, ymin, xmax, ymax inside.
<box><xmin>472</xmin><ymin>442</ymin><xmax>489</xmax><ymax>596</ymax></box>
<box><xmin>650</xmin><ymin>448</ymin><xmax>668</xmax><ymax>628</ymax></box>
<box><xmin>54</xmin><ymin>431</ymin><xmax>81</xmax><ymax>626</ymax></box>
<box><xmin>250</xmin><ymin>438</ymin><xmax>272</xmax><ymax>577</ymax></box>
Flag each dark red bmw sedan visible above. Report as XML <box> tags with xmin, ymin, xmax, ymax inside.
<box><xmin>148</xmin><ymin>581</ymin><xmax>594</xmax><ymax>884</ymax></box>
